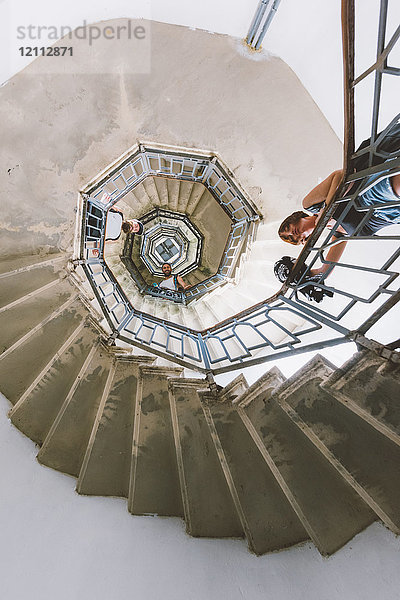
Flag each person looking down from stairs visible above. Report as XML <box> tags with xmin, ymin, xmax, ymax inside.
<box><xmin>105</xmin><ymin>206</ymin><xmax>144</xmax><ymax>241</ymax></box>
<box><xmin>278</xmin><ymin>170</ymin><xmax>400</xmax><ymax>277</ymax></box>
<box><xmin>158</xmin><ymin>263</ymin><xmax>190</xmax><ymax>291</ymax></box>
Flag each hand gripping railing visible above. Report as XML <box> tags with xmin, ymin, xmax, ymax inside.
<box><xmin>78</xmin><ymin>0</ymin><xmax>399</xmax><ymax>374</ymax></box>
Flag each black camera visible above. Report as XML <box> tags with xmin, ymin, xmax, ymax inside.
<box><xmin>274</xmin><ymin>256</ymin><xmax>334</xmax><ymax>303</ymax></box>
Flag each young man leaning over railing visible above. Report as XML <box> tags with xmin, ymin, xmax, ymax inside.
<box><xmin>278</xmin><ymin>168</ymin><xmax>400</xmax><ymax>277</ymax></box>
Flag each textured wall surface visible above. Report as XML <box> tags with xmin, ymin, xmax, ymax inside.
<box><xmin>0</xmin><ymin>20</ymin><xmax>341</xmax><ymax>260</ymax></box>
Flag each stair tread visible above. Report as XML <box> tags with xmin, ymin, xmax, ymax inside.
<box><xmin>208</xmin><ymin>400</ymin><xmax>309</xmax><ymax>555</ymax></box>
<box><xmin>0</xmin><ymin>263</ymin><xmax>65</xmax><ymax>309</ymax></box>
<box><xmin>185</xmin><ymin>182</ymin><xmax>206</xmax><ymax>215</ymax></box>
<box><xmin>10</xmin><ymin>321</ymin><xmax>99</xmax><ymax>445</ymax></box>
<box><xmin>129</xmin><ymin>367</ymin><xmax>184</xmax><ymax>517</ymax></box>
<box><xmin>142</xmin><ymin>177</ymin><xmax>161</xmax><ymax>207</ymax></box>
<box><xmin>153</xmin><ymin>176</ymin><xmax>169</xmax><ymax>208</ymax></box>
<box><xmin>245</xmin><ymin>385</ymin><xmax>375</xmax><ymax>555</ymax></box>
<box><xmin>166</xmin><ymin>178</ymin><xmax>180</xmax><ymax>212</ymax></box>
<box><xmin>37</xmin><ymin>344</ymin><xmax>112</xmax><ymax>477</ymax></box>
<box><xmin>324</xmin><ymin>350</ymin><xmax>400</xmax><ymax>438</ymax></box>
<box><xmin>0</xmin><ymin>253</ymin><xmax>65</xmax><ymax>275</ymax></box>
<box><xmin>0</xmin><ymin>297</ymin><xmax>87</xmax><ymax>404</ymax></box>
<box><xmin>171</xmin><ymin>381</ymin><xmax>244</xmax><ymax>538</ymax></box>
<box><xmin>283</xmin><ymin>372</ymin><xmax>400</xmax><ymax>532</ymax></box>
<box><xmin>177</xmin><ymin>180</ymin><xmax>194</xmax><ymax>213</ymax></box>
<box><xmin>78</xmin><ymin>357</ymin><xmax>154</xmax><ymax>497</ymax></box>
<box><xmin>0</xmin><ymin>277</ymin><xmax>75</xmax><ymax>355</ymax></box>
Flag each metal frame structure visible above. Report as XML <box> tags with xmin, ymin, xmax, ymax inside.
<box><xmin>76</xmin><ymin>1</ymin><xmax>399</xmax><ymax>374</ymax></box>
<box><xmin>80</xmin><ymin>144</ymin><xmax>259</xmax><ymax>304</ymax></box>
<box><xmin>128</xmin><ymin>208</ymin><xmax>203</xmax><ymax>276</ymax></box>
<box><xmin>246</xmin><ymin>0</ymin><xmax>281</xmax><ymax>50</ymax></box>
<box><xmin>118</xmin><ymin>207</ymin><xmax>204</xmax><ymax>304</ymax></box>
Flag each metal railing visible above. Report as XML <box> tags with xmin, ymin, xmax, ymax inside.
<box><xmin>77</xmin><ymin>0</ymin><xmax>399</xmax><ymax>374</ymax></box>
<box><xmin>81</xmin><ymin>144</ymin><xmax>260</xmax><ymax>304</ymax></box>
<box><xmin>122</xmin><ymin>208</ymin><xmax>203</xmax><ymax>288</ymax></box>
<box><xmin>86</xmin><ymin>145</ymin><xmax>259</xmax><ymax>223</ymax></box>
<box><xmin>246</xmin><ymin>0</ymin><xmax>281</xmax><ymax>50</ymax></box>
<box><xmin>281</xmin><ymin>0</ymin><xmax>400</xmax><ymax>357</ymax></box>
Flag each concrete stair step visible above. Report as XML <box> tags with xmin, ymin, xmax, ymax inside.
<box><xmin>279</xmin><ymin>355</ymin><xmax>400</xmax><ymax>536</ymax></box>
<box><xmin>179</xmin><ymin>305</ymin><xmax>202</xmax><ymax>331</ymax></box>
<box><xmin>238</xmin><ymin>258</ymin><xmax>281</xmax><ymax>283</ymax></box>
<box><xmin>0</xmin><ymin>295</ymin><xmax>88</xmax><ymax>405</ymax></box>
<box><xmin>240</xmin><ymin>367</ymin><xmax>376</xmax><ymax>555</ymax></box>
<box><xmin>0</xmin><ymin>259</ymin><xmax>67</xmax><ymax>310</ymax></box>
<box><xmin>222</xmin><ymin>288</ymin><xmax>258</xmax><ymax>312</ymax></box>
<box><xmin>202</xmin><ymin>281</ymin><xmax>274</xmax><ymax>322</ymax></box>
<box><xmin>185</xmin><ymin>182</ymin><xmax>206</xmax><ymax>216</ymax></box>
<box><xmin>255</xmin><ymin>221</ymin><xmax>284</xmax><ymax>242</ymax></box>
<box><xmin>37</xmin><ymin>342</ymin><xmax>113</xmax><ymax>477</ymax></box>
<box><xmin>0</xmin><ymin>252</ymin><xmax>65</xmax><ymax>276</ymax></box>
<box><xmin>166</xmin><ymin>178</ymin><xmax>180</xmax><ymax>212</ymax></box>
<box><xmin>103</xmin><ymin>243</ymin><xmax>122</xmax><ymax>261</ymax></box>
<box><xmin>111</xmin><ymin>277</ymin><xmax>143</xmax><ymax>309</ymax></box>
<box><xmin>249</xmin><ymin>240</ymin><xmax>290</xmax><ymax>264</ymax></box>
<box><xmin>119</xmin><ymin>189</ymin><xmax>145</xmax><ymax>217</ymax></box>
<box><xmin>9</xmin><ymin>319</ymin><xmax>100</xmax><ymax>445</ymax></box>
<box><xmin>128</xmin><ymin>365</ymin><xmax>184</xmax><ymax>516</ymax></box>
<box><xmin>140</xmin><ymin>297</ymin><xmax>170</xmax><ymax>321</ymax></box>
<box><xmin>142</xmin><ymin>176</ymin><xmax>162</xmax><ymax>209</ymax></box>
<box><xmin>205</xmin><ymin>393</ymin><xmax>310</xmax><ymax>555</ymax></box>
<box><xmin>204</xmin><ymin>334</ymin><xmax>249</xmax><ymax>365</ymax></box>
<box><xmin>0</xmin><ymin>277</ymin><xmax>75</xmax><ymax>356</ymax></box>
<box><xmin>207</xmin><ymin>290</ymin><xmax>302</xmax><ymax>346</ymax></box>
<box><xmin>197</xmin><ymin>280</ymin><xmax>234</xmax><ymax>305</ymax></box>
<box><xmin>129</xmin><ymin>184</ymin><xmax>154</xmax><ymax>215</ymax></box>
<box><xmin>322</xmin><ymin>349</ymin><xmax>400</xmax><ymax>443</ymax></box>
<box><xmin>169</xmin><ymin>378</ymin><xmax>244</xmax><ymax>538</ymax></box>
<box><xmin>218</xmin><ymin>374</ymin><xmax>250</xmax><ymax>403</ymax></box>
<box><xmin>153</xmin><ymin>176</ymin><xmax>169</xmax><ymax>208</ymax></box>
<box><xmin>189</xmin><ymin>301</ymin><xmax>218</xmax><ymax>331</ymax></box>
<box><xmin>203</xmin><ymin>297</ymin><xmax>237</xmax><ymax>323</ymax></box>
<box><xmin>167</xmin><ymin>302</ymin><xmax>186</xmax><ymax>328</ymax></box>
<box><xmin>177</xmin><ymin>180</ymin><xmax>194</xmax><ymax>213</ymax></box>
<box><xmin>117</xmin><ymin>198</ymin><xmax>138</xmax><ymax>221</ymax></box>
<box><xmin>137</xmin><ymin>296</ymin><xmax>154</xmax><ymax>316</ymax></box>
<box><xmin>237</xmin><ymin>278</ymin><xmax>277</xmax><ymax>299</ymax></box>
<box><xmin>77</xmin><ymin>356</ymin><xmax>155</xmax><ymax>497</ymax></box>
<box><xmin>184</xmin><ymin>269</ymin><xmax>206</xmax><ymax>287</ymax></box>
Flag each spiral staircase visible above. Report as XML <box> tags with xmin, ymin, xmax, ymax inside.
<box><xmin>1</xmin><ymin>7</ymin><xmax>399</xmax><ymax>557</ymax></box>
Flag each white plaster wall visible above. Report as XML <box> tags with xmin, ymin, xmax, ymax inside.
<box><xmin>1</xmin><ymin>392</ymin><xmax>400</xmax><ymax>600</ymax></box>
<box><xmin>2</xmin><ymin>0</ymin><xmax>399</xmax><ymax>138</ymax></box>
<box><xmin>3</xmin><ymin>0</ymin><xmax>398</xmax><ymax>140</ymax></box>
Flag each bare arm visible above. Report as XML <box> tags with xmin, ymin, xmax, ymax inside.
<box><xmin>310</xmin><ymin>236</ymin><xmax>347</xmax><ymax>277</ymax></box>
<box><xmin>303</xmin><ymin>170</ymin><xmax>344</xmax><ymax>209</ymax></box>
<box><xmin>391</xmin><ymin>173</ymin><xmax>400</xmax><ymax>197</ymax></box>
<box><xmin>177</xmin><ymin>275</ymin><xmax>190</xmax><ymax>290</ymax></box>
<box><xmin>112</xmin><ymin>207</ymin><xmax>124</xmax><ymax>215</ymax></box>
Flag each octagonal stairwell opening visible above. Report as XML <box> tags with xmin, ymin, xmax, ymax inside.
<box><xmin>103</xmin><ymin>181</ymin><xmax>232</xmax><ymax>293</ymax></box>
<box><xmin>79</xmin><ymin>143</ymin><xmax>260</xmax><ymax>301</ymax></box>
<box><xmin>76</xmin><ymin>143</ymin><xmax>317</xmax><ymax>370</ymax></box>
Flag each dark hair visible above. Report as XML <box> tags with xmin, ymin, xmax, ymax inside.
<box><xmin>121</xmin><ymin>221</ymin><xmax>132</xmax><ymax>234</ymax></box>
<box><xmin>121</xmin><ymin>220</ymin><xmax>144</xmax><ymax>235</ymax></box>
<box><xmin>278</xmin><ymin>211</ymin><xmax>309</xmax><ymax>245</ymax></box>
